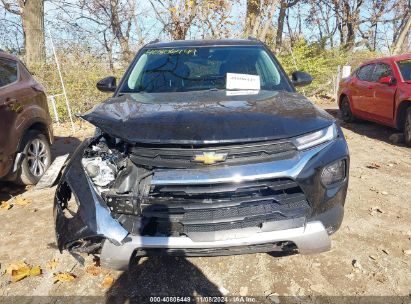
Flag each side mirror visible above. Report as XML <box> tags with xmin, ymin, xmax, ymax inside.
<box><xmin>291</xmin><ymin>71</ymin><xmax>313</xmax><ymax>87</ymax></box>
<box><xmin>378</xmin><ymin>75</ymin><xmax>396</xmax><ymax>85</ymax></box>
<box><xmin>97</xmin><ymin>76</ymin><xmax>117</xmax><ymax>92</ymax></box>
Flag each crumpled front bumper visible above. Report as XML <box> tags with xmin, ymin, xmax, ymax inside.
<box><xmin>54</xmin><ymin>129</ymin><xmax>349</xmax><ymax>270</ymax></box>
<box><xmin>54</xmin><ymin>139</ymin><xmax>128</xmax><ymax>252</ymax></box>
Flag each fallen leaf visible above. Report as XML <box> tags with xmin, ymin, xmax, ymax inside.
<box><xmin>29</xmin><ymin>266</ymin><xmax>42</xmax><ymax>277</ymax></box>
<box><xmin>0</xmin><ymin>201</ymin><xmax>12</xmax><ymax>210</ymax></box>
<box><xmin>46</xmin><ymin>259</ymin><xmax>59</xmax><ymax>270</ymax></box>
<box><xmin>8</xmin><ymin>262</ymin><xmax>42</xmax><ymax>282</ymax></box>
<box><xmin>86</xmin><ymin>265</ymin><xmax>101</xmax><ymax>276</ymax></box>
<box><xmin>366</xmin><ymin>163</ymin><xmax>381</xmax><ymax>169</ymax></box>
<box><xmin>101</xmin><ymin>275</ymin><xmax>114</xmax><ymax>288</ymax></box>
<box><xmin>53</xmin><ymin>272</ymin><xmax>76</xmax><ymax>283</ymax></box>
<box><xmin>14</xmin><ymin>197</ymin><xmax>31</xmax><ymax>206</ymax></box>
<box><xmin>11</xmin><ymin>265</ymin><xmax>31</xmax><ymax>282</ymax></box>
<box><xmin>6</xmin><ymin>261</ymin><xmax>27</xmax><ymax>275</ymax></box>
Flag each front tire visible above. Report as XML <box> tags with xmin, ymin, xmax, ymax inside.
<box><xmin>15</xmin><ymin>130</ymin><xmax>51</xmax><ymax>185</ymax></box>
<box><xmin>340</xmin><ymin>96</ymin><xmax>355</xmax><ymax>123</ymax></box>
<box><xmin>404</xmin><ymin>107</ymin><xmax>411</xmax><ymax>147</ymax></box>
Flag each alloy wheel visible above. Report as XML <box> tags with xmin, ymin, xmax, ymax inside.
<box><xmin>27</xmin><ymin>138</ymin><xmax>50</xmax><ymax>177</ymax></box>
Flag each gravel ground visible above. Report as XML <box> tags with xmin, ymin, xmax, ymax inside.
<box><xmin>0</xmin><ymin>103</ymin><xmax>410</xmax><ymax>303</ymax></box>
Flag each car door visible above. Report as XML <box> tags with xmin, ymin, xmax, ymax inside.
<box><xmin>350</xmin><ymin>64</ymin><xmax>376</xmax><ymax>115</ymax></box>
<box><xmin>369</xmin><ymin>63</ymin><xmax>397</xmax><ymax>124</ymax></box>
<box><xmin>0</xmin><ymin>57</ymin><xmax>21</xmax><ymax>178</ymax></box>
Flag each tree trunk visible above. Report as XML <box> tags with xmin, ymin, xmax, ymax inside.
<box><xmin>345</xmin><ymin>22</ymin><xmax>356</xmax><ymax>50</ymax></box>
<box><xmin>19</xmin><ymin>0</ymin><xmax>45</xmax><ymax>66</ymax></box>
<box><xmin>258</xmin><ymin>0</ymin><xmax>278</xmax><ymax>41</ymax></box>
<box><xmin>245</xmin><ymin>0</ymin><xmax>259</xmax><ymax>37</ymax></box>
<box><xmin>393</xmin><ymin>15</ymin><xmax>411</xmax><ymax>54</ymax></box>
<box><xmin>342</xmin><ymin>0</ymin><xmax>356</xmax><ymax>50</ymax></box>
<box><xmin>275</xmin><ymin>0</ymin><xmax>287</xmax><ymax>51</ymax></box>
<box><xmin>110</xmin><ymin>0</ymin><xmax>130</xmax><ymax>60</ymax></box>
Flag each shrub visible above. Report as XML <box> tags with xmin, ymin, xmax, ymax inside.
<box><xmin>276</xmin><ymin>40</ymin><xmax>380</xmax><ymax>97</ymax></box>
<box><xmin>29</xmin><ymin>48</ymin><xmax>125</xmax><ymax>122</ymax></box>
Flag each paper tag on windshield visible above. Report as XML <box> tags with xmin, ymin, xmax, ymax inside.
<box><xmin>226</xmin><ymin>73</ymin><xmax>260</xmax><ymax>90</ymax></box>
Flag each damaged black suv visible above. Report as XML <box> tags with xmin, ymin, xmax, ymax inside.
<box><xmin>54</xmin><ymin>39</ymin><xmax>349</xmax><ymax>270</ymax></box>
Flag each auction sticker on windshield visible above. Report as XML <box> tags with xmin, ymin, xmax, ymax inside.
<box><xmin>226</xmin><ymin>73</ymin><xmax>261</xmax><ymax>90</ymax></box>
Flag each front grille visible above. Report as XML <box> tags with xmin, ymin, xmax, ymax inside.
<box><xmin>138</xmin><ymin>178</ymin><xmax>311</xmax><ymax>237</ymax></box>
<box><xmin>130</xmin><ymin>140</ymin><xmax>297</xmax><ymax>168</ymax></box>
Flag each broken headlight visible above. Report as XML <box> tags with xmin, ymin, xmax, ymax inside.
<box><xmin>293</xmin><ymin>124</ymin><xmax>337</xmax><ymax>150</ymax></box>
<box><xmin>321</xmin><ymin>159</ymin><xmax>346</xmax><ymax>186</ymax></box>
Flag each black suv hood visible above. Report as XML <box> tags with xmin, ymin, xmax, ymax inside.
<box><xmin>81</xmin><ymin>90</ymin><xmax>334</xmax><ymax>144</ymax></box>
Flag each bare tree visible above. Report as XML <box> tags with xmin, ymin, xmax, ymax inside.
<box><xmin>391</xmin><ymin>1</ymin><xmax>411</xmax><ymax>53</ymax></box>
<box><xmin>149</xmin><ymin>0</ymin><xmax>198</xmax><ymax>40</ymax></box>
<box><xmin>275</xmin><ymin>0</ymin><xmax>299</xmax><ymax>51</ymax></box>
<box><xmin>198</xmin><ymin>0</ymin><xmax>239</xmax><ymax>39</ymax></box>
<box><xmin>245</xmin><ymin>0</ymin><xmax>279</xmax><ymax>41</ymax></box>
<box><xmin>1</xmin><ymin>0</ymin><xmax>45</xmax><ymax>65</ymax></box>
<box><xmin>0</xmin><ymin>5</ymin><xmax>23</xmax><ymax>52</ymax></box>
<box><xmin>393</xmin><ymin>14</ymin><xmax>411</xmax><ymax>54</ymax></box>
<box><xmin>77</xmin><ymin>0</ymin><xmax>135</xmax><ymax>59</ymax></box>
<box><xmin>338</xmin><ymin>0</ymin><xmax>363</xmax><ymax>50</ymax></box>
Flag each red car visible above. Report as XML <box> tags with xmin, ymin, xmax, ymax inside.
<box><xmin>338</xmin><ymin>54</ymin><xmax>411</xmax><ymax>146</ymax></box>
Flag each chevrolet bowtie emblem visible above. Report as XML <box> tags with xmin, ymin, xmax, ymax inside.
<box><xmin>193</xmin><ymin>152</ymin><xmax>228</xmax><ymax>165</ymax></box>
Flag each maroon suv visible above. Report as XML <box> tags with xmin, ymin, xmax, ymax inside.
<box><xmin>0</xmin><ymin>50</ymin><xmax>53</xmax><ymax>184</ymax></box>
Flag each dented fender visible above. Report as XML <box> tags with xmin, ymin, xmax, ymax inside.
<box><xmin>53</xmin><ymin>139</ymin><xmax>128</xmax><ymax>252</ymax></box>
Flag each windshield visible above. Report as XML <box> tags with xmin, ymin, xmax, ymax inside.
<box><xmin>397</xmin><ymin>59</ymin><xmax>411</xmax><ymax>81</ymax></box>
<box><xmin>119</xmin><ymin>46</ymin><xmax>292</xmax><ymax>93</ymax></box>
